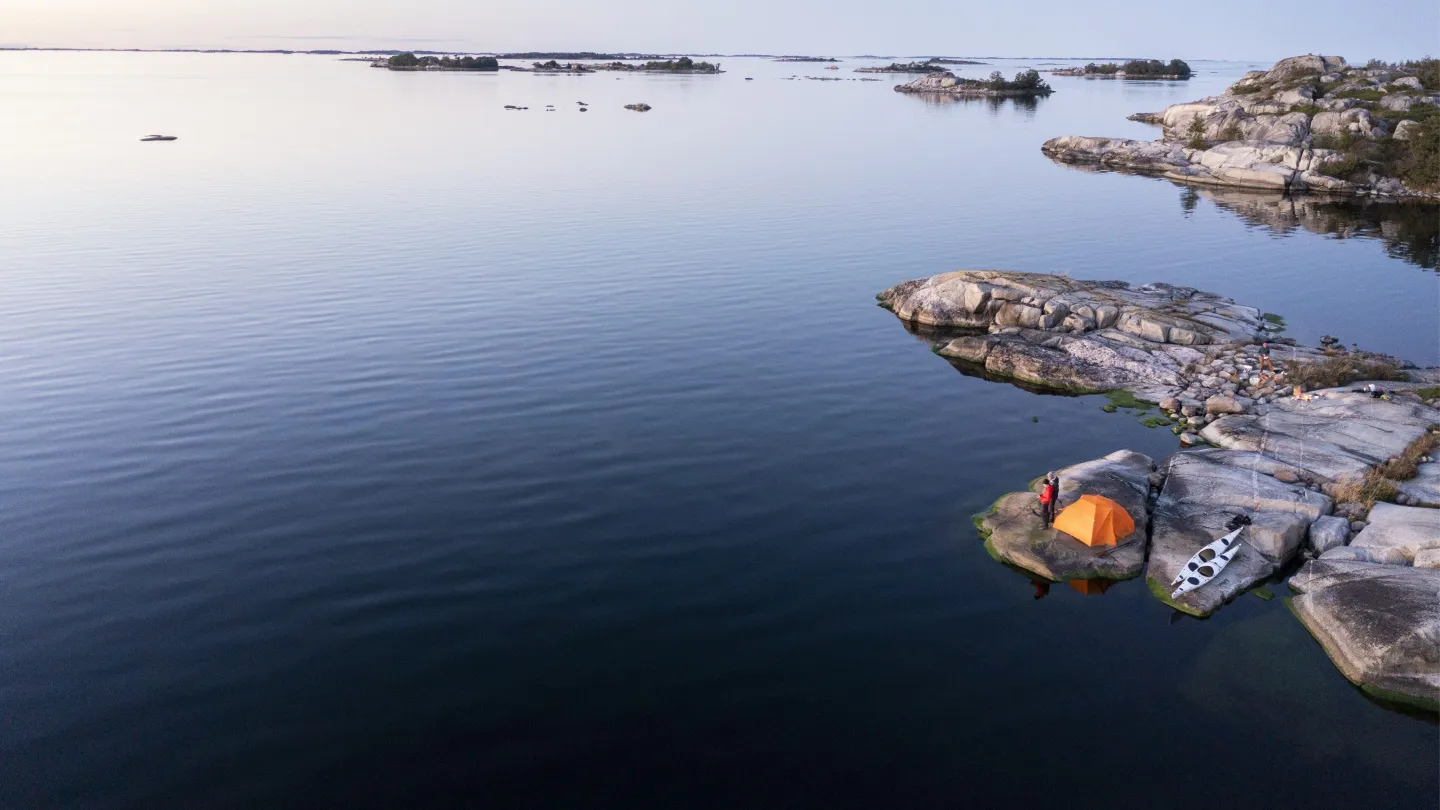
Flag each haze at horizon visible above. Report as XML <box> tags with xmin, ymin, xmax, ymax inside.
<box><xmin>4</xmin><ymin>0</ymin><xmax>1437</xmax><ymax>62</ymax></box>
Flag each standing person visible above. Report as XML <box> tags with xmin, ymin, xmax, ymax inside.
<box><xmin>1039</xmin><ymin>472</ymin><xmax>1059</xmax><ymax>527</ymax></box>
<box><xmin>1257</xmin><ymin>341</ymin><xmax>1274</xmax><ymax>377</ymax></box>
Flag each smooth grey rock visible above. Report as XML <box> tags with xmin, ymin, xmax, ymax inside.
<box><xmin>1307</xmin><ymin>515</ymin><xmax>1350</xmax><ymax>555</ymax></box>
<box><xmin>1396</xmin><ymin>462</ymin><xmax>1440</xmax><ymax>507</ymax></box>
<box><xmin>1206</xmin><ymin>395</ymin><xmax>1246</xmax><ymax>415</ymax></box>
<box><xmin>1350</xmin><ymin>520</ymin><xmax>1368</xmax><ymax>534</ymax></box>
<box><xmin>1201</xmin><ymin>393</ymin><xmax>1440</xmax><ymax>483</ymax></box>
<box><xmin>1147</xmin><ymin>451</ymin><xmax>1330</xmax><ymax>616</ymax></box>
<box><xmin>1289</xmin><ymin>559</ymin><xmax>1440</xmax><ymax>709</ymax></box>
<box><xmin>1393</xmin><ymin>120</ymin><xmax>1423</xmax><ymax>142</ymax></box>
<box><xmin>978</xmin><ymin>450</ymin><xmax>1153</xmax><ymax>581</ymax></box>
<box><xmin>1350</xmin><ymin>503</ymin><xmax>1440</xmax><ymax>565</ymax></box>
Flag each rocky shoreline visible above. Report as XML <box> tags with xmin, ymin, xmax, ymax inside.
<box><xmin>882</xmin><ymin>269</ymin><xmax>1440</xmax><ymax>710</ymax></box>
<box><xmin>1041</xmin><ymin>55</ymin><xmax>1440</xmax><ymax>199</ymax></box>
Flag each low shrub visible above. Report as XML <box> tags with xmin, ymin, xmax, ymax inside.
<box><xmin>1186</xmin><ymin>115</ymin><xmax>1207</xmax><ymax>149</ymax></box>
<box><xmin>1402</xmin><ymin>57</ymin><xmax>1440</xmax><ymax>91</ymax></box>
<box><xmin>1289</xmin><ymin>104</ymin><xmax>1324</xmax><ymax>116</ymax></box>
<box><xmin>1331</xmin><ymin>87</ymin><xmax>1385</xmax><ymax>102</ymax></box>
<box><xmin>1398</xmin><ymin>116</ymin><xmax>1440</xmax><ymax>191</ymax></box>
<box><xmin>1286</xmin><ymin>354</ymin><xmax>1408</xmax><ymax>390</ymax></box>
<box><xmin>1219</xmin><ymin>121</ymin><xmax>1244</xmax><ymax>141</ymax></box>
<box><xmin>1331</xmin><ymin>469</ymin><xmax>1399</xmax><ymax>511</ymax></box>
<box><xmin>1375</xmin><ymin>431</ymin><xmax>1440</xmax><ymax>484</ymax></box>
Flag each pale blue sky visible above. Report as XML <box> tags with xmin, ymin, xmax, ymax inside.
<box><xmin>5</xmin><ymin>0</ymin><xmax>1437</xmax><ymax>61</ymax></box>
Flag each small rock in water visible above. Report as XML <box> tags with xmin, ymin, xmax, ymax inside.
<box><xmin>1179</xmin><ymin>432</ymin><xmax>1204</xmax><ymax>447</ymax></box>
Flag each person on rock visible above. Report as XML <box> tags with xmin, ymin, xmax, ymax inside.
<box><xmin>1038</xmin><ymin>472</ymin><xmax>1059</xmax><ymax>527</ymax></box>
<box><xmin>1257</xmin><ymin>341</ymin><xmax>1275</xmax><ymax>378</ymax></box>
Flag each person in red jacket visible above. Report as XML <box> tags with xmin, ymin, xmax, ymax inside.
<box><xmin>1039</xmin><ymin>472</ymin><xmax>1059</xmax><ymax>527</ymax></box>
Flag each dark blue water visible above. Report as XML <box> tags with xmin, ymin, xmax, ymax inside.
<box><xmin>1</xmin><ymin>53</ymin><xmax>1435</xmax><ymax>809</ymax></box>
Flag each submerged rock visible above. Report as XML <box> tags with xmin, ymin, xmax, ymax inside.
<box><xmin>978</xmin><ymin>451</ymin><xmax>1153</xmax><ymax>582</ymax></box>
<box><xmin>1289</xmin><ymin>559</ymin><xmax>1440</xmax><ymax>709</ymax></box>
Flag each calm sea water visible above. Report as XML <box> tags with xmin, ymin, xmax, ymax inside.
<box><xmin>1</xmin><ymin>52</ymin><xmax>1436</xmax><ymax>809</ymax></box>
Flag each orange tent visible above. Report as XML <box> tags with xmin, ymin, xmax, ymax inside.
<box><xmin>1053</xmin><ymin>495</ymin><xmax>1135</xmax><ymax>547</ymax></box>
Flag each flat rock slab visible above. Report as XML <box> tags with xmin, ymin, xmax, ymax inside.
<box><xmin>1147</xmin><ymin>451</ymin><xmax>1331</xmax><ymax>616</ymax></box>
<box><xmin>1157</xmin><ymin>450</ymin><xmax>1332</xmax><ymax>561</ymax></box>
<box><xmin>1289</xmin><ymin>559</ymin><xmax>1440</xmax><ymax>710</ymax></box>
<box><xmin>1201</xmin><ymin>394</ymin><xmax>1440</xmax><ymax>483</ymax></box>
<box><xmin>979</xmin><ymin>450</ymin><xmax>1153</xmax><ymax>582</ymax></box>
<box><xmin>1397</xmin><ymin>463</ymin><xmax>1440</xmax><ymax>508</ymax></box>
<box><xmin>1350</xmin><ymin>502</ymin><xmax>1440</xmax><ymax>565</ymax></box>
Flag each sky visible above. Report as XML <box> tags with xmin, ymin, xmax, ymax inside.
<box><xmin>3</xmin><ymin>0</ymin><xmax>1438</xmax><ymax>62</ymax></box>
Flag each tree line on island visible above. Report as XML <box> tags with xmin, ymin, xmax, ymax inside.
<box><xmin>1069</xmin><ymin>58</ymin><xmax>1193</xmax><ymax>78</ymax></box>
<box><xmin>980</xmin><ymin>69</ymin><xmax>1051</xmax><ymax>93</ymax></box>
<box><xmin>386</xmin><ymin>53</ymin><xmax>498</xmax><ymax>70</ymax></box>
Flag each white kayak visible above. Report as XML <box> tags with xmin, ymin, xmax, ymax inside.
<box><xmin>1170</xmin><ymin>527</ymin><xmax>1245</xmax><ymax>599</ymax></box>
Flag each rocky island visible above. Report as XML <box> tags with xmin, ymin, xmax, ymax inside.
<box><xmin>1050</xmin><ymin>58</ymin><xmax>1192</xmax><ymax>79</ymax></box>
<box><xmin>378</xmin><ymin>53</ymin><xmax>499</xmax><ymax>71</ymax></box>
<box><xmin>880</xmin><ymin>269</ymin><xmax>1440</xmax><ymax>710</ymax></box>
<box><xmin>895</xmin><ymin>69</ymin><xmax>1053</xmax><ymax>98</ymax></box>
<box><xmin>1042</xmin><ymin>54</ymin><xmax>1440</xmax><ymax>199</ymax></box>
<box><xmin>591</xmin><ymin>58</ymin><xmax>722</xmax><ymax>74</ymax></box>
<box><xmin>857</xmin><ymin>60</ymin><xmax>958</xmax><ymax>74</ymax></box>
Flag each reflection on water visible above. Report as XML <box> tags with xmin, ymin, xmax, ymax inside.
<box><xmin>900</xmin><ymin>92</ymin><xmax>1044</xmax><ymax>114</ymax></box>
<box><xmin>1049</xmin><ymin>160</ymin><xmax>1439</xmax><ymax>271</ymax></box>
<box><xmin>1068</xmin><ymin>579</ymin><xmax>1114</xmax><ymax>596</ymax></box>
<box><xmin>1191</xmin><ymin>186</ymin><xmax>1440</xmax><ymax>272</ymax></box>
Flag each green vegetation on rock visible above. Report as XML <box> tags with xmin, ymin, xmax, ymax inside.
<box><xmin>387</xmin><ymin>53</ymin><xmax>498</xmax><ymax>70</ymax></box>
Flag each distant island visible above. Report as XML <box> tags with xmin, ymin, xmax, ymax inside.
<box><xmin>591</xmin><ymin>57</ymin><xmax>722</xmax><ymax>74</ymax></box>
<box><xmin>530</xmin><ymin>60</ymin><xmax>596</xmax><ymax>73</ymax></box>
<box><xmin>921</xmin><ymin>57</ymin><xmax>988</xmax><ymax>65</ymax></box>
<box><xmin>775</xmin><ymin>56</ymin><xmax>839</xmax><ymax>63</ymax></box>
<box><xmin>498</xmin><ymin>52</ymin><xmax>654</xmax><ymax>60</ymax></box>
<box><xmin>895</xmin><ymin>69</ymin><xmax>1054</xmax><ymax>97</ymax></box>
<box><xmin>1050</xmin><ymin>59</ymin><xmax>1193</xmax><ymax>79</ymax></box>
<box><xmin>381</xmin><ymin>53</ymin><xmax>498</xmax><ymax>71</ymax></box>
<box><xmin>856</xmin><ymin>60</ymin><xmax>960</xmax><ymax>74</ymax></box>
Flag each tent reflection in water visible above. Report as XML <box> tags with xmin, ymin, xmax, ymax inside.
<box><xmin>1052</xmin><ymin>494</ymin><xmax>1136</xmax><ymax>548</ymax></box>
<box><xmin>1067</xmin><ymin>579</ymin><xmax>1114</xmax><ymax>596</ymax></box>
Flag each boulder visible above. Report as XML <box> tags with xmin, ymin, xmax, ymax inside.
<box><xmin>1393</xmin><ymin>120</ymin><xmax>1423</xmax><ymax>142</ymax></box>
<box><xmin>1259</xmin><ymin>55</ymin><xmax>1347</xmax><ymax>85</ymax></box>
<box><xmin>1311</xmin><ymin>108</ymin><xmax>1384</xmax><ymax>140</ymax></box>
<box><xmin>978</xmin><ymin>451</ymin><xmax>1154</xmax><ymax>582</ymax></box>
<box><xmin>1415</xmin><ymin>549</ymin><xmax>1440</xmax><ymax>569</ymax></box>
<box><xmin>1205</xmin><ymin>395</ymin><xmax>1246</xmax><ymax>415</ymax></box>
<box><xmin>1350</xmin><ymin>502</ymin><xmax>1440</xmax><ymax>565</ymax></box>
<box><xmin>1391</xmin><ymin>76</ymin><xmax>1423</xmax><ymax>91</ymax></box>
<box><xmin>1289</xmin><ymin>559</ymin><xmax>1440</xmax><ymax>709</ymax></box>
<box><xmin>1307</xmin><ymin>515</ymin><xmax>1350</xmax><ymax>555</ymax></box>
